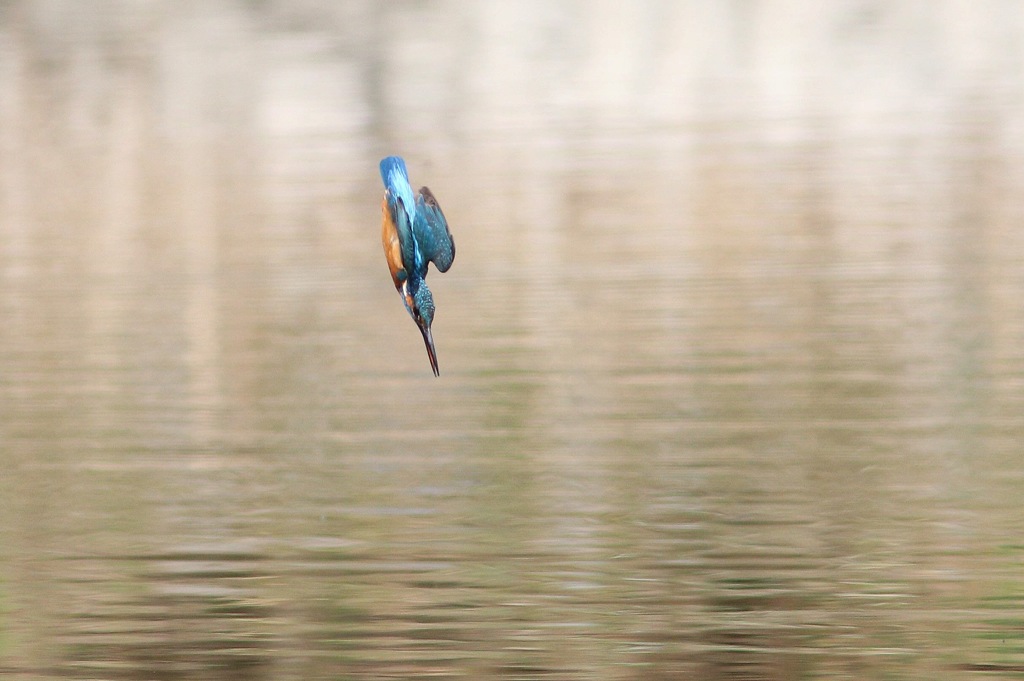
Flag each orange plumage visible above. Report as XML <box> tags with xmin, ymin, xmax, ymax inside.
<box><xmin>381</xmin><ymin>197</ymin><xmax>405</xmax><ymax>292</ymax></box>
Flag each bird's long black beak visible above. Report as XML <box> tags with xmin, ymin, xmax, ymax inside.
<box><xmin>419</xmin><ymin>325</ymin><xmax>439</xmax><ymax>376</ymax></box>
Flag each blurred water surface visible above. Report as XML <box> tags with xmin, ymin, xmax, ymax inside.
<box><xmin>2</xmin><ymin>1</ymin><xmax>1024</xmax><ymax>679</ymax></box>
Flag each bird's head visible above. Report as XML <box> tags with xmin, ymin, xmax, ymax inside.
<box><xmin>404</xmin><ymin>282</ymin><xmax>439</xmax><ymax>376</ymax></box>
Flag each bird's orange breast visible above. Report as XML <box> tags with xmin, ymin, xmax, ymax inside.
<box><xmin>381</xmin><ymin>197</ymin><xmax>405</xmax><ymax>291</ymax></box>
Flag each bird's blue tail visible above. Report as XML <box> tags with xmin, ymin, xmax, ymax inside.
<box><xmin>379</xmin><ymin>156</ymin><xmax>416</xmax><ymax>219</ymax></box>
<box><xmin>379</xmin><ymin>156</ymin><xmax>408</xmax><ymax>185</ymax></box>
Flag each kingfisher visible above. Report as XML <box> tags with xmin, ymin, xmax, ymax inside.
<box><xmin>379</xmin><ymin>156</ymin><xmax>455</xmax><ymax>376</ymax></box>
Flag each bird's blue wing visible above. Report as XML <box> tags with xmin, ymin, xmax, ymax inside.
<box><xmin>389</xmin><ymin>195</ymin><xmax>417</xmax><ymax>276</ymax></box>
<box><xmin>413</xmin><ymin>186</ymin><xmax>455</xmax><ymax>273</ymax></box>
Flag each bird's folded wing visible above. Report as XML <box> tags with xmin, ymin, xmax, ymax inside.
<box><xmin>386</xmin><ymin>194</ymin><xmax>419</xmax><ymax>274</ymax></box>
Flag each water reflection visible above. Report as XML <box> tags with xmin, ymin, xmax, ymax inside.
<box><xmin>1</xmin><ymin>1</ymin><xmax>1024</xmax><ymax>679</ymax></box>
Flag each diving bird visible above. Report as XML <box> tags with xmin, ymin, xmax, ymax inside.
<box><xmin>379</xmin><ymin>156</ymin><xmax>455</xmax><ymax>376</ymax></box>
